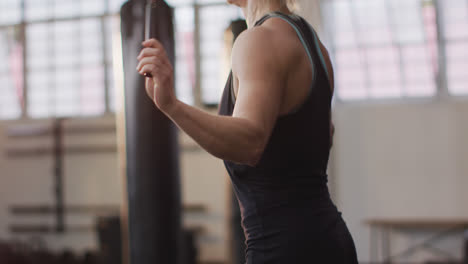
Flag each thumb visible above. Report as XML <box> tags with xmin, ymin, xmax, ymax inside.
<box><xmin>146</xmin><ymin>77</ymin><xmax>152</xmax><ymax>88</ymax></box>
<box><xmin>145</xmin><ymin>78</ymin><xmax>154</xmax><ymax>96</ymax></box>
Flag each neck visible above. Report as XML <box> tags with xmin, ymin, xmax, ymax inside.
<box><xmin>242</xmin><ymin>2</ymin><xmax>292</xmax><ymax>28</ymax></box>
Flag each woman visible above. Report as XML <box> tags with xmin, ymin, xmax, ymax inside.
<box><xmin>136</xmin><ymin>0</ymin><xmax>358</xmax><ymax>262</ymax></box>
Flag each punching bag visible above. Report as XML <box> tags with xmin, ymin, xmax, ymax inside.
<box><xmin>120</xmin><ymin>1</ymin><xmax>182</xmax><ymax>263</ymax></box>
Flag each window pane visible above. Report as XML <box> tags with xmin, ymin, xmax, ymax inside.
<box><xmin>0</xmin><ymin>0</ymin><xmax>22</xmax><ymax>25</ymax></box>
<box><xmin>54</xmin><ymin>21</ymin><xmax>80</xmax><ymax>67</ymax></box>
<box><xmin>28</xmin><ymin>74</ymin><xmax>50</xmax><ymax>118</ymax></box>
<box><xmin>80</xmin><ymin>18</ymin><xmax>103</xmax><ymax>65</ymax></box>
<box><xmin>79</xmin><ymin>65</ymin><xmax>105</xmax><ymax>115</ymax></box>
<box><xmin>26</xmin><ymin>23</ymin><xmax>51</xmax><ymax>69</ymax></box>
<box><xmin>332</xmin><ymin>1</ymin><xmax>354</xmax><ymax>32</ymax></box>
<box><xmin>401</xmin><ymin>44</ymin><xmax>436</xmax><ymax>97</ymax></box>
<box><xmin>80</xmin><ymin>0</ymin><xmax>106</xmax><ymax>16</ymax></box>
<box><xmin>0</xmin><ymin>27</ymin><xmax>22</xmax><ymax>119</ymax></box>
<box><xmin>354</xmin><ymin>0</ymin><xmax>393</xmax><ymax>46</ymax></box>
<box><xmin>441</xmin><ymin>0</ymin><xmax>468</xmax><ymax>40</ymax></box>
<box><xmin>53</xmin><ymin>0</ymin><xmax>79</xmax><ymax>19</ymax></box>
<box><xmin>366</xmin><ymin>47</ymin><xmax>401</xmax><ymax>90</ymax></box>
<box><xmin>440</xmin><ymin>0</ymin><xmax>468</xmax><ymax>95</ymax></box>
<box><xmin>55</xmin><ymin>68</ymin><xmax>78</xmax><ymax>117</ymax></box>
<box><xmin>448</xmin><ymin>81</ymin><xmax>468</xmax><ymax>95</ymax></box>
<box><xmin>390</xmin><ymin>0</ymin><xmax>426</xmax><ymax>43</ymax></box>
<box><xmin>406</xmin><ymin>82</ymin><xmax>436</xmax><ymax>96</ymax></box>
<box><xmin>109</xmin><ymin>0</ymin><xmax>129</xmax><ymax>13</ymax></box>
<box><xmin>335</xmin><ymin>67</ymin><xmax>368</xmax><ymax>100</ymax></box>
<box><xmin>0</xmin><ymin>75</ymin><xmax>22</xmax><ymax>119</ymax></box>
<box><xmin>25</xmin><ymin>0</ymin><xmax>53</xmax><ymax>21</ymax></box>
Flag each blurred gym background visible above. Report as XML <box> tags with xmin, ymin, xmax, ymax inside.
<box><xmin>0</xmin><ymin>0</ymin><xmax>467</xmax><ymax>263</ymax></box>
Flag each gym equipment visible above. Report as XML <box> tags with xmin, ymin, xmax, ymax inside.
<box><xmin>120</xmin><ymin>1</ymin><xmax>182</xmax><ymax>263</ymax></box>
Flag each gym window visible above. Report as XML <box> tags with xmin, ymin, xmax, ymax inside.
<box><xmin>0</xmin><ymin>0</ymin><xmax>125</xmax><ymax>120</ymax></box>
<box><xmin>0</xmin><ymin>0</ymin><xmax>243</xmax><ymax>120</ymax></box>
<box><xmin>321</xmin><ymin>0</ymin><xmax>467</xmax><ymax>101</ymax></box>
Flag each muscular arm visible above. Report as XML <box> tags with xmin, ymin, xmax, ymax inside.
<box><xmin>164</xmin><ymin>28</ymin><xmax>285</xmax><ymax>166</ymax></box>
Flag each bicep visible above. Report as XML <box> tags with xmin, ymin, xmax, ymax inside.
<box><xmin>232</xmin><ymin>70</ymin><xmax>284</xmax><ymax>137</ymax></box>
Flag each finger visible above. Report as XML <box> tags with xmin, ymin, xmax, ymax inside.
<box><xmin>139</xmin><ymin>64</ymin><xmax>156</xmax><ymax>76</ymax></box>
<box><xmin>136</xmin><ymin>56</ymin><xmax>162</xmax><ymax>73</ymax></box>
<box><xmin>138</xmin><ymin>45</ymin><xmax>170</xmax><ymax>68</ymax></box>
<box><xmin>142</xmin><ymin>38</ymin><xmax>164</xmax><ymax>49</ymax></box>
<box><xmin>145</xmin><ymin>64</ymin><xmax>169</xmax><ymax>78</ymax></box>
<box><xmin>137</xmin><ymin>47</ymin><xmax>161</xmax><ymax>60</ymax></box>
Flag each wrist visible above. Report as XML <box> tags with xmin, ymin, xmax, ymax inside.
<box><xmin>162</xmin><ymin>98</ymin><xmax>181</xmax><ymax>117</ymax></box>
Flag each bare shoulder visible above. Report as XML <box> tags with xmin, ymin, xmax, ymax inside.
<box><xmin>231</xmin><ymin>22</ymin><xmax>292</xmax><ymax>76</ymax></box>
<box><xmin>232</xmin><ymin>26</ymin><xmax>278</xmax><ymax>59</ymax></box>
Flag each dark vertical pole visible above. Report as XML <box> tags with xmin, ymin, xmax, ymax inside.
<box><xmin>464</xmin><ymin>229</ymin><xmax>468</xmax><ymax>264</ymax></box>
<box><xmin>120</xmin><ymin>1</ymin><xmax>182</xmax><ymax>264</ymax></box>
<box><xmin>53</xmin><ymin>118</ymin><xmax>65</xmax><ymax>233</ymax></box>
<box><xmin>434</xmin><ymin>0</ymin><xmax>449</xmax><ymax>97</ymax></box>
<box><xmin>101</xmin><ymin>0</ymin><xmax>111</xmax><ymax>114</ymax></box>
<box><xmin>193</xmin><ymin>3</ymin><xmax>202</xmax><ymax>107</ymax></box>
<box><xmin>20</xmin><ymin>0</ymin><xmax>28</xmax><ymax>117</ymax></box>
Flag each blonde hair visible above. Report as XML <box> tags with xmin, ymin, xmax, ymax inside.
<box><xmin>261</xmin><ymin>0</ymin><xmax>298</xmax><ymax>12</ymax></box>
<box><xmin>248</xmin><ymin>0</ymin><xmax>298</xmax><ymax>25</ymax></box>
<box><xmin>279</xmin><ymin>0</ymin><xmax>298</xmax><ymax>11</ymax></box>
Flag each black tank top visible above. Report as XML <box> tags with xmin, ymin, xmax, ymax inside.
<box><xmin>218</xmin><ymin>12</ymin><xmax>343</xmax><ymax>262</ymax></box>
<box><xmin>219</xmin><ymin>12</ymin><xmax>332</xmax><ymax>183</ymax></box>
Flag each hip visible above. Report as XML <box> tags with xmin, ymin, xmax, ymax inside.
<box><xmin>244</xmin><ymin>215</ymin><xmax>358</xmax><ymax>264</ymax></box>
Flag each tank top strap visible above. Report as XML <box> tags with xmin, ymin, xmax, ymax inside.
<box><xmin>304</xmin><ymin>20</ymin><xmax>331</xmax><ymax>80</ymax></box>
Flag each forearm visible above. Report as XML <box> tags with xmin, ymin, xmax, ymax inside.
<box><xmin>164</xmin><ymin>100</ymin><xmax>264</xmax><ymax>166</ymax></box>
